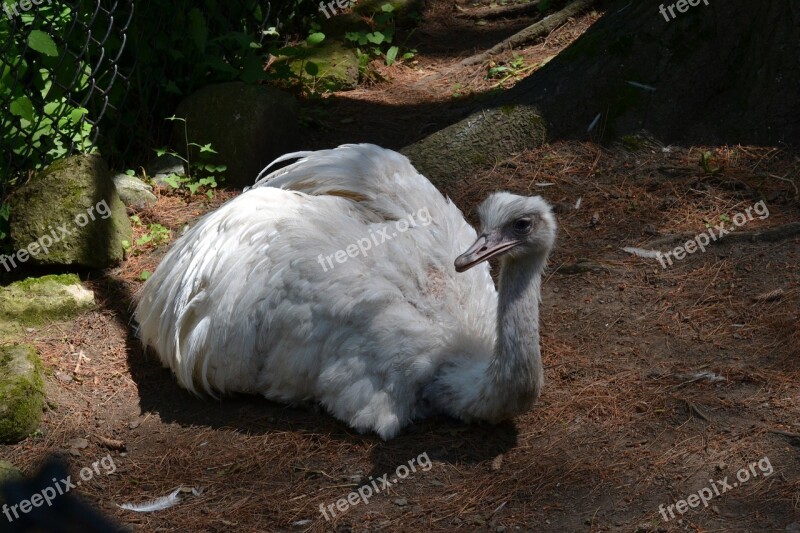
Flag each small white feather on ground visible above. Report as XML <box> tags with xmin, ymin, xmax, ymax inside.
<box><xmin>621</xmin><ymin>246</ymin><xmax>663</xmax><ymax>259</ymax></box>
<box><xmin>119</xmin><ymin>487</ymin><xmax>184</xmax><ymax>513</ymax></box>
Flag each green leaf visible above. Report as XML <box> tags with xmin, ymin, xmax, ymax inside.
<box><xmin>366</xmin><ymin>32</ymin><xmax>385</xmax><ymax>45</ymax></box>
<box><xmin>345</xmin><ymin>32</ymin><xmax>369</xmax><ymax>46</ymax></box>
<box><xmin>188</xmin><ymin>8</ymin><xmax>208</xmax><ymax>52</ymax></box>
<box><xmin>307</xmin><ymin>32</ymin><xmax>325</xmax><ymax>46</ymax></box>
<box><xmin>28</xmin><ymin>31</ymin><xmax>58</xmax><ymax>57</ymax></box>
<box><xmin>277</xmin><ymin>46</ymin><xmax>302</xmax><ymax>57</ymax></box>
<box><xmin>139</xmin><ymin>271</ymin><xmax>152</xmax><ymax>281</ymax></box>
<box><xmin>9</xmin><ymin>96</ymin><xmax>35</xmax><ymax>122</ymax></box>
<box><xmin>385</xmin><ymin>46</ymin><xmax>399</xmax><ymax>66</ymax></box>
<box><xmin>381</xmin><ymin>3</ymin><xmax>395</xmax><ymax>12</ymax></box>
<box><xmin>162</xmin><ymin>174</ymin><xmax>182</xmax><ymax>188</ymax></box>
<box><xmin>305</xmin><ymin>61</ymin><xmax>319</xmax><ymax>76</ymax></box>
<box><xmin>164</xmin><ymin>81</ymin><xmax>181</xmax><ymax>94</ymax></box>
<box><xmin>69</xmin><ymin>107</ymin><xmax>88</xmax><ymax>124</ymax></box>
<box><xmin>241</xmin><ymin>55</ymin><xmax>267</xmax><ymax>84</ymax></box>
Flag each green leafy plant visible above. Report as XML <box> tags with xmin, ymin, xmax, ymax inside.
<box><xmin>154</xmin><ymin>116</ymin><xmax>226</xmax><ymax>199</ymax></box>
<box><xmin>344</xmin><ymin>3</ymin><xmax>416</xmax><ymax>68</ymax></box>
<box><xmin>128</xmin><ymin>215</ymin><xmax>171</xmax><ymax>254</ymax></box>
<box><xmin>1</xmin><ymin>3</ymin><xmax>95</xmax><ymax>185</ymax></box>
<box><xmin>136</xmin><ymin>223</ymin><xmax>170</xmax><ymax>247</ymax></box>
<box><xmin>261</xmin><ymin>25</ymin><xmax>331</xmax><ymax>95</ymax></box>
<box><xmin>487</xmin><ymin>54</ymin><xmax>534</xmax><ymax>87</ymax></box>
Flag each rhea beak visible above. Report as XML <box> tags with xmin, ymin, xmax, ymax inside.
<box><xmin>454</xmin><ymin>232</ymin><xmax>519</xmax><ymax>272</ymax></box>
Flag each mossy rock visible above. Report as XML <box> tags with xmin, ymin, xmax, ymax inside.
<box><xmin>0</xmin><ymin>461</ymin><xmax>22</xmax><ymax>485</ymax></box>
<box><xmin>402</xmin><ymin>105</ymin><xmax>548</xmax><ymax>187</ymax></box>
<box><xmin>8</xmin><ymin>154</ymin><xmax>132</xmax><ymax>269</ymax></box>
<box><xmin>0</xmin><ymin>345</ymin><xmax>45</xmax><ymax>444</ymax></box>
<box><xmin>0</xmin><ymin>274</ymin><xmax>95</xmax><ymax>327</ymax></box>
<box><xmin>0</xmin><ymin>460</ymin><xmax>23</xmax><ymax>506</ymax></box>
<box><xmin>282</xmin><ymin>41</ymin><xmax>360</xmax><ymax>92</ymax></box>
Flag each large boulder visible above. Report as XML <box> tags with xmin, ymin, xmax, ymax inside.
<box><xmin>174</xmin><ymin>82</ymin><xmax>302</xmax><ymax>188</ymax></box>
<box><xmin>0</xmin><ymin>344</ymin><xmax>45</xmax><ymax>444</ymax></box>
<box><xmin>8</xmin><ymin>154</ymin><xmax>132</xmax><ymax>269</ymax></box>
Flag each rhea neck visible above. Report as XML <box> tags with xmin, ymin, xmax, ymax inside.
<box><xmin>428</xmin><ymin>248</ymin><xmax>548</xmax><ymax>423</ymax></box>
<box><xmin>488</xmin><ymin>251</ymin><xmax>547</xmax><ymax>413</ymax></box>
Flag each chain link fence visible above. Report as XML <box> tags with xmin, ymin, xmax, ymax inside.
<box><xmin>0</xmin><ymin>0</ymin><xmax>311</xmax><ymax>204</ymax></box>
<box><xmin>0</xmin><ymin>0</ymin><xmax>134</xmax><ymax>202</ymax></box>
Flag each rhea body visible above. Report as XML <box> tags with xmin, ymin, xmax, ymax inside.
<box><xmin>134</xmin><ymin>144</ymin><xmax>556</xmax><ymax>440</ymax></box>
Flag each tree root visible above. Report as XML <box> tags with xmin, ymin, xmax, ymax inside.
<box><xmin>459</xmin><ymin>0</ymin><xmax>598</xmax><ymax>67</ymax></box>
<box><xmin>459</xmin><ymin>0</ymin><xmax>546</xmax><ymax>20</ymax></box>
<box><xmin>412</xmin><ymin>0</ymin><xmax>596</xmax><ymax>89</ymax></box>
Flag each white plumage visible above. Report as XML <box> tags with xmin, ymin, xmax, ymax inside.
<box><xmin>135</xmin><ymin>144</ymin><xmax>556</xmax><ymax>440</ymax></box>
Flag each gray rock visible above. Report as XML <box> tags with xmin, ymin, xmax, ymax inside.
<box><xmin>0</xmin><ymin>344</ymin><xmax>45</xmax><ymax>444</ymax></box>
<box><xmin>146</xmin><ymin>154</ymin><xmax>186</xmax><ymax>188</ymax></box>
<box><xmin>113</xmin><ymin>173</ymin><xmax>157</xmax><ymax>209</ymax></box>
<box><xmin>68</xmin><ymin>437</ymin><xmax>89</xmax><ymax>449</ymax></box>
<box><xmin>174</xmin><ymin>82</ymin><xmax>302</xmax><ymax>188</ymax></box>
<box><xmin>8</xmin><ymin>154</ymin><xmax>132</xmax><ymax>269</ymax></box>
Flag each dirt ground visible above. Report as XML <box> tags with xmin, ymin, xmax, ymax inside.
<box><xmin>2</xmin><ymin>1</ymin><xmax>799</xmax><ymax>532</ymax></box>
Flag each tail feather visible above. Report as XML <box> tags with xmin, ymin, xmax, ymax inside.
<box><xmin>251</xmin><ymin>143</ymin><xmax>446</xmax><ymax>223</ymax></box>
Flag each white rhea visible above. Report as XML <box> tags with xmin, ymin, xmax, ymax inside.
<box><xmin>134</xmin><ymin>144</ymin><xmax>557</xmax><ymax>440</ymax></box>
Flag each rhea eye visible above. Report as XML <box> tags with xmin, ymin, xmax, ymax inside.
<box><xmin>512</xmin><ymin>218</ymin><xmax>532</xmax><ymax>235</ymax></box>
